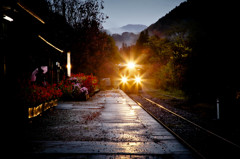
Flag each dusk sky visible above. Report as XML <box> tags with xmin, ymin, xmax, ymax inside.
<box><xmin>102</xmin><ymin>0</ymin><xmax>186</xmax><ymax>29</ymax></box>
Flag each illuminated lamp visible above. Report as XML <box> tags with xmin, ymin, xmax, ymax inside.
<box><xmin>67</xmin><ymin>52</ymin><xmax>71</xmax><ymax>77</ymax></box>
<box><xmin>3</xmin><ymin>15</ymin><xmax>13</xmax><ymax>22</ymax></box>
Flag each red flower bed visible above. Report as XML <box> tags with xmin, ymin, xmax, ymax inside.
<box><xmin>20</xmin><ymin>81</ymin><xmax>62</xmax><ymax>107</ymax></box>
<box><xmin>71</xmin><ymin>73</ymin><xmax>99</xmax><ymax>94</ymax></box>
<box><xmin>59</xmin><ymin>73</ymin><xmax>99</xmax><ymax>100</ymax></box>
<box><xmin>19</xmin><ymin>73</ymin><xmax>99</xmax><ymax>105</ymax></box>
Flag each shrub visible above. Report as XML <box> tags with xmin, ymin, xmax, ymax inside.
<box><xmin>59</xmin><ymin>73</ymin><xmax>99</xmax><ymax>100</ymax></box>
<box><xmin>19</xmin><ymin>81</ymin><xmax>63</xmax><ymax>107</ymax></box>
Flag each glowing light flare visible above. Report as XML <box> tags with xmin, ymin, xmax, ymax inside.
<box><xmin>135</xmin><ymin>77</ymin><xmax>141</xmax><ymax>83</ymax></box>
<box><xmin>121</xmin><ymin>76</ymin><xmax>128</xmax><ymax>83</ymax></box>
<box><xmin>3</xmin><ymin>15</ymin><xmax>13</xmax><ymax>22</ymax></box>
<box><xmin>120</xmin><ymin>51</ymin><xmax>145</xmax><ymax>68</ymax></box>
<box><xmin>67</xmin><ymin>52</ymin><xmax>71</xmax><ymax>77</ymax></box>
<box><xmin>66</xmin><ymin>64</ymin><xmax>72</xmax><ymax>69</ymax></box>
<box><xmin>133</xmin><ymin>74</ymin><xmax>143</xmax><ymax>84</ymax></box>
<box><xmin>127</xmin><ymin>62</ymin><xmax>135</xmax><ymax>69</ymax></box>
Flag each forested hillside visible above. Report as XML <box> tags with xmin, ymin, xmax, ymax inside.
<box><xmin>135</xmin><ymin>0</ymin><xmax>240</xmax><ymax>103</ymax></box>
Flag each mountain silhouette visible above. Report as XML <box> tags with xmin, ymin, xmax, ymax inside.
<box><xmin>108</xmin><ymin>24</ymin><xmax>147</xmax><ymax>34</ymax></box>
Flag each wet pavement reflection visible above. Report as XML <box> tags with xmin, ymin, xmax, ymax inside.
<box><xmin>24</xmin><ymin>89</ymin><xmax>195</xmax><ymax>158</ymax></box>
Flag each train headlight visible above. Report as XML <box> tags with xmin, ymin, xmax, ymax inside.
<box><xmin>121</xmin><ymin>77</ymin><xmax>128</xmax><ymax>83</ymax></box>
<box><xmin>127</xmin><ymin>62</ymin><xmax>135</xmax><ymax>69</ymax></box>
<box><xmin>135</xmin><ymin>77</ymin><xmax>141</xmax><ymax>83</ymax></box>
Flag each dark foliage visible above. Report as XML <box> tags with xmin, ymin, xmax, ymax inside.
<box><xmin>46</xmin><ymin>0</ymin><xmax>118</xmax><ymax>78</ymax></box>
<box><xmin>138</xmin><ymin>0</ymin><xmax>240</xmax><ymax>106</ymax></box>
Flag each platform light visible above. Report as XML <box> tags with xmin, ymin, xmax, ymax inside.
<box><xmin>67</xmin><ymin>52</ymin><xmax>71</xmax><ymax>77</ymax></box>
<box><xmin>3</xmin><ymin>15</ymin><xmax>13</xmax><ymax>22</ymax></box>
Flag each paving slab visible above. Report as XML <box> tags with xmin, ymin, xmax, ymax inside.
<box><xmin>24</xmin><ymin>89</ymin><xmax>196</xmax><ymax>159</ymax></box>
<box><xmin>27</xmin><ymin>140</ymin><xmax>193</xmax><ymax>156</ymax></box>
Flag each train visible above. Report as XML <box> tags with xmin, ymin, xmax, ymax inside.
<box><xmin>118</xmin><ymin>62</ymin><xmax>144</xmax><ymax>93</ymax></box>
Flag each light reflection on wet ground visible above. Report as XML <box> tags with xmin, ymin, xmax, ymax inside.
<box><xmin>24</xmin><ymin>89</ymin><xmax>195</xmax><ymax>158</ymax></box>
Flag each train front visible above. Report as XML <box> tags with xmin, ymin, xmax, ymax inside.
<box><xmin>118</xmin><ymin>62</ymin><xmax>144</xmax><ymax>93</ymax></box>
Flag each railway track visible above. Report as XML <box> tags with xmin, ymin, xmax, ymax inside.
<box><xmin>128</xmin><ymin>94</ymin><xmax>240</xmax><ymax>159</ymax></box>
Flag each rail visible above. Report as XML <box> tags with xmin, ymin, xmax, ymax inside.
<box><xmin>129</xmin><ymin>94</ymin><xmax>240</xmax><ymax>159</ymax></box>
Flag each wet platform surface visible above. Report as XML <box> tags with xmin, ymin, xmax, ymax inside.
<box><xmin>24</xmin><ymin>89</ymin><xmax>195</xmax><ymax>159</ymax></box>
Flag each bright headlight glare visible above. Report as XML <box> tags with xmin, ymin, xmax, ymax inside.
<box><xmin>121</xmin><ymin>77</ymin><xmax>128</xmax><ymax>83</ymax></box>
<box><xmin>135</xmin><ymin>77</ymin><xmax>141</xmax><ymax>83</ymax></box>
<box><xmin>127</xmin><ymin>62</ymin><xmax>135</xmax><ymax>69</ymax></box>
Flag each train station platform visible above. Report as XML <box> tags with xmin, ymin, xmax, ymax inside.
<box><xmin>24</xmin><ymin>89</ymin><xmax>195</xmax><ymax>159</ymax></box>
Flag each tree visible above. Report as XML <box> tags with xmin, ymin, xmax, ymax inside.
<box><xmin>47</xmin><ymin>0</ymin><xmax>117</xmax><ymax>77</ymax></box>
<box><xmin>47</xmin><ymin>0</ymin><xmax>108</xmax><ymax>29</ymax></box>
<box><xmin>135</xmin><ymin>30</ymin><xmax>149</xmax><ymax>51</ymax></box>
<box><xmin>134</xmin><ymin>25</ymin><xmax>192</xmax><ymax>91</ymax></box>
